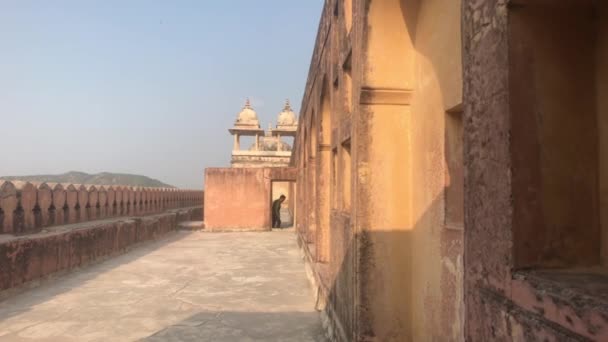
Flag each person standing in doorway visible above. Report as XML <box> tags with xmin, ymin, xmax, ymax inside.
<box><xmin>272</xmin><ymin>195</ymin><xmax>286</xmax><ymax>228</ymax></box>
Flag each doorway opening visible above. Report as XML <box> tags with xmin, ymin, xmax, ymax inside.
<box><xmin>271</xmin><ymin>180</ymin><xmax>296</xmax><ymax>229</ymax></box>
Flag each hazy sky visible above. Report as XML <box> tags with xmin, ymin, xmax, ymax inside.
<box><xmin>0</xmin><ymin>1</ymin><xmax>322</xmax><ymax>188</ymax></box>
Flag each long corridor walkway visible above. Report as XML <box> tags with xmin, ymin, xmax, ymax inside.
<box><xmin>0</xmin><ymin>230</ymin><xmax>325</xmax><ymax>341</ymax></box>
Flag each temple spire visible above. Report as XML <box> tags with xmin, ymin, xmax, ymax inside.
<box><xmin>284</xmin><ymin>99</ymin><xmax>291</xmax><ymax>111</ymax></box>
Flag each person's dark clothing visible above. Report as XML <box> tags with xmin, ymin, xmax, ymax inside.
<box><xmin>272</xmin><ymin>199</ymin><xmax>282</xmax><ymax>228</ymax></box>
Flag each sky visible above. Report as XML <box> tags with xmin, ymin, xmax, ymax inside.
<box><xmin>0</xmin><ymin>1</ymin><xmax>323</xmax><ymax>189</ymax></box>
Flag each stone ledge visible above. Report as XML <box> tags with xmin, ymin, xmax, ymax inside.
<box><xmin>510</xmin><ymin>269</ymin><xmax>608</xmax><ymax>340</ymax></box>
<box><xmin>0</xmin><ymin>206</ymin><xmax>203</xmax><ymax>300</ymax></box>
<box><xmin>177</xmin><ymin>220</ymin><xmax>204</xmax><ymax>231</ymax></box>
<box><xmin>207</xmin><ymin>227</ymin><xmax>271</xmax><ymax>233</ymax></box>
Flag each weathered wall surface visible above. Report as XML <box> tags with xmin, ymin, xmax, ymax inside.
<box><xmin>408</xmin><ymin>0</ymin><xmax>464</xmax><ymax>340</ymax></box>
<box><xmin>0</xmin><ymin>207</ymin><xmax>202</xmax><ymax>296</ymax></box>
<box><xmin>294</xmin><ymin>0</ymin><xmax>608</xmax><ymax>340</ymax></box>
<box><xmin>357</xmin><ymin>1</ymin><xmax>413</xmax><ymax>338</ymax></box>
<box><xmin>292</xmin><ymin>0</ymin><xmax>464</xmax><ymax>340</ymax></box>
<box><xmin>0</xmin><ymin>181</ymin><xmax>202</xmax><ymax>235</ymax></box>
<box><xmin>599</xmin><ymin>2</ymin><xmax>608</xmax><ymax>265</ymax></box>
<box><xmin>292</xmin><ymin>1</ymin><xmax>355</xmax><ymax>339</ymax></box>
<box><xmin>464</xmin><ymin>0</ymin><xmax>608</xmax><ymax>340</ymax></box>
<box><xmin>203</xmin><ymin>168</ymin><xmax>296</xmax><ymax>231</ymax></box>
<box><xmin>204</xmin><ymin>168</ymin><xmax>269</xmax><ymax>231</ymax></box>
<box><xmin>510</xmin><ymin>2</ymin><xmax>599</xmax><ymax>268</ymax></box>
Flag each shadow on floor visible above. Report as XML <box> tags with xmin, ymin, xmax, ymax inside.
<box><xmin>142</xmin><ymin>310</ymin><xmax>327</xmax><ymax>342</ymax></box>
<box><xmin>0</xmin><ymin>231</ymin><xmax>193</xmax><ymax>322</ymax></box>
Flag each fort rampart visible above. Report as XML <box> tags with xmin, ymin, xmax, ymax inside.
<box><xmin>0</xmin><ymin>206</ymin><xmax>202</xmax><ymax>296</ymax></box>
<box><xmin>0</xmin><ymin>180</ymin><xmax>203</xmax><ymax>235</ymax></box>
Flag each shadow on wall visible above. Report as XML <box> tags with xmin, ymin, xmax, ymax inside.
<box><xmin>299</xmin><ymin>191</ymin><xmax>463</xmax><ymax>341</ymax></box>
<box><xmin>142</xmin><ymin>311</ymin><xmax>327</xmax><ymax>341</ymax></box>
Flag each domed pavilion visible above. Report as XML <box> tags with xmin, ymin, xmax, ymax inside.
<box><xmin>229</xmin><ymin>99</ymin><xmax>298</xmax><ymax>168</ymax></box>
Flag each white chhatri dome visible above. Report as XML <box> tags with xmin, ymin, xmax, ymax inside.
<box><xmin>236</xmin><ymin>98</ymin><xmax>259</xmax><ymax>125</ymax></box>
<box><xmin>277</xmin><ymin>99</ymin><xmax>297</xmax><ymax>126</ymax></box>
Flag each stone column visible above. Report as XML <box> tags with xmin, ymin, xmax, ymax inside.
<box><xmin>255</xmin><ymin>134</ymin><xmax>259</xmax><ymax>151</ymax></box>
<box><xmin>277</xmin><ymin>134</ymin><xmax>282</xmax><ymax>152</ymax></box>
<box><xmin>307</xmin><ymin>155</ymin><xmax>316</xmax><ymax>244</ymax></box>
<box><xmin>316</xmin><ymin>144</ymin><xmax>331</xmax><ymax>263</ymax></box>
<box><xmin>233</xmin><ymin>134</ymin><xmax>240</xmax><ymax>151</ymax></box>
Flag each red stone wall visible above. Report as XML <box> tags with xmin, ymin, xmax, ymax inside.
<box><xmin>463</xmin><ymin>0</ymin><xmax>608</xmax><ymax>340</ymax></box>
<box><xmin>203</xmin><ymin>167</ymin><xmax>296</xmax><ymax>231</ymax></box>
<box><xmin>0</xmin><ymin>207</ymin><xmax>202</xmax><ymax>296</ymax></box>
<box><xmin>0</xmin><ymin>181</ymin><xmax>203</xmax><ymax>235</ymax></box>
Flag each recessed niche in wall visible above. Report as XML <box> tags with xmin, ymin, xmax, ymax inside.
<box><xmin>342</xmin><ymin>139</ymin><xmax>352</xmax><ymax>211</ymax></box>
<box><xmin>343</xmin><ymin>51</ymin><xmax>353</xmax><ymax>116</ymax></box>
<box><xmin>509</xmin><ymin>0</ymin><xmax>606</xmax><ymax>269</ymax></box>
<box><xmin>332</xmin><ymin>148</ymin><xmax>339</xmax><ymax>210</ymax></box>
<box><xmin>445</xmin><ymin>105</ymin><xmax>464</xmax><ymax>230</ymax></box>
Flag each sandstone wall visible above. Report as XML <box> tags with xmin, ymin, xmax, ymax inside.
<box><xmin>203</xmin><ymin>167</ymin><xmax>296</xmax><ymax>231</ymax></box>
<box><xmin>463</xmin><ymin>0</ymin><xmax>608</xmax><ymax>340</ymax></box>
<box><xmin>599</xmin><ymin>1</ymin><xmax>608</xmax><ymax>266</ymax></box>
<box><xmin>292</xmin><ymin>0</ymin><xmax>464</xmax><ymax>340</ymax></box>
<box><xmin>0</xmin><ymin>181</ymin><xmax>203</xmax><ymax>235</ymax></box>
<box><xmin>291</xmin><ymin>0</ymin><xmax>606</xmax><ymax>340</ymax></box>
<box><xmin>0</xmin><ymin>207</ymin><xmax>202</xmax><ymax>296</ymax></box>
<box><xmin>408</xmin><ymin>1</ymin><xmax>464</xmax><ymax>339</ymax></box>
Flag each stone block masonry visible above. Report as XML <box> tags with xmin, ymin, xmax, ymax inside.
<box><xmin>0</xmin><ymin>206</ymin><xmax>202</xmax><ymax>297</ymax></box>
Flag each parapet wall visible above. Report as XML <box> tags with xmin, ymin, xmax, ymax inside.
<box><xmin>0</xmin><ymin>180</ymin><xmax>203</xmax><ymax>235</ymax></box>
<box><xmin>0</xmin><ymin>206</ymin><xmax>203</xmax><ymax>296</ymax></box>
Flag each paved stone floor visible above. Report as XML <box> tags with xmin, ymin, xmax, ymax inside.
<box><xmin>0</xmin><ymin>230</ymin><xmax>326</xmax><ymax>341</ymax></box>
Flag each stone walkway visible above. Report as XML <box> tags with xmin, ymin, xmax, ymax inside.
<box><xmin>0</xmin><ymin>230</ymin><xmax>325</xmax><ymax>341</ymax></box>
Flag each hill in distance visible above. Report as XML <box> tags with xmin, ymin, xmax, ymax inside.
<box><xmin>0</xmin><ymin>171</ymin><xmax>175</xmax><ymax>188</ymax></box>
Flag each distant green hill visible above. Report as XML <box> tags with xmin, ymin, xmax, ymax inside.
<box><xmin>0</xmin><ymin>171</ymin><xmax>174</xmax><ymax>188</ymax></box>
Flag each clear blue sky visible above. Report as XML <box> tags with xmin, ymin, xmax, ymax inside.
<box><xmin>0</xmin><ymin>1</ymin><xmax>323</xmax><ymax>189</ymax></box>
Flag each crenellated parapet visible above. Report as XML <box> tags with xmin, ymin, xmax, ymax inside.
<box><xmin>0</xmin><ymin>181</ymin><xmax>203</xmax><ymax>235</ymax></box>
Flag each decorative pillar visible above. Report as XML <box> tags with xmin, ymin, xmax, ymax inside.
<box><xmin>277</xmin><ymin>133</ymin><xmax>282</xmax><ymax>151</ymax></box>
<box><xmin>255</xmin><ymin>134</ymin><xmax>260</xmax><ymax>151</ymax></box>
<box><xmin>233</xmin><ymin>133</ymin><xmax>240</xmax><ymax>151</ymax></box>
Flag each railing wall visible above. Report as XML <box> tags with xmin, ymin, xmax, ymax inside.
<box><xmin>0</xmin><ymin>180</ymin><xmax>203</xmax><ymax>235</ymax></box>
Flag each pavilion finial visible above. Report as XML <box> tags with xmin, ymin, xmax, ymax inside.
<box><xmin>284</xmin><ymin>99</ymin><xmax>291</xmax><ymax>110</ymax></box>
<box><xmin>245</xmin><ymin>98</ymin><xmax>251</xmax><ymax>109</ymax></box>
